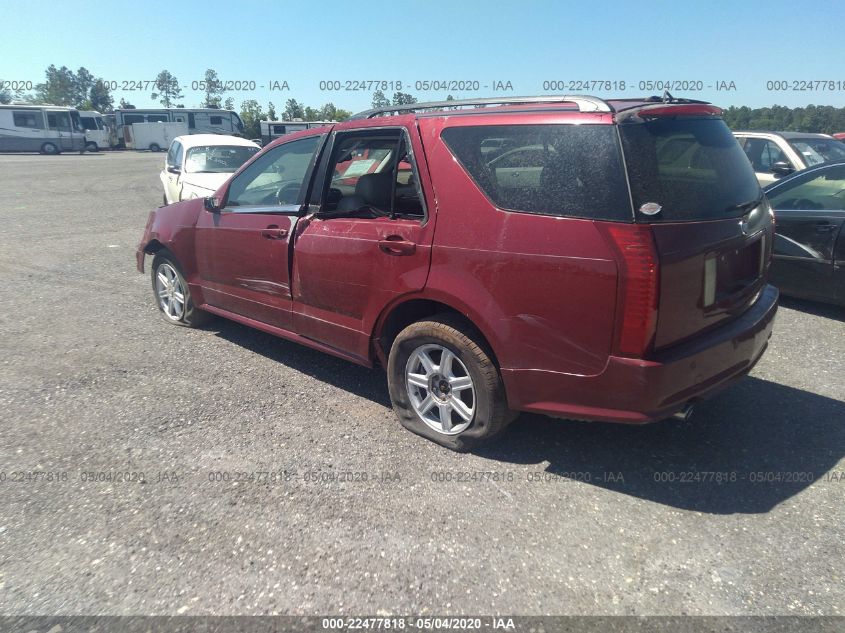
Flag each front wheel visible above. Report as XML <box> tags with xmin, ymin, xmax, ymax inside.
<box><xmin>151</xmin><ymin>253</ymin><xmax>211</xmax><ymax>327</ymax></box>
<box><xmin>387</xmin><ymin>315</ymin><xmax>516</xmax><ymax>451</ymax></box>
<box><xmin>85</xmin><ymin>142</ymin><xmax>99</xmax><ymax>152</ymax></box>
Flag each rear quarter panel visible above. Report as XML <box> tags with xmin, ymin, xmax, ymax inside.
<box><xmin>418</xmin><ymin>115</ymin><xmax>618</xmax><ymax>376</ymax></box>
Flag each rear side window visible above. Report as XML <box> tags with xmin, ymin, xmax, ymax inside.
<box><xmin>441</xmin><ymin>124</ymin><xmax>632</xmax><ymax>220</ymax></box>
<box><xmin>210</xmin><ymin>116</ymin><xmax>223</xmax><ymax>125</ymax></box>
<box><xmin>620</xmin><ymin>118</ymin><xmax>761</xmax><ymax>222</ymax></box>
<box><xmin>13</xmin><ymin>111</ymin><xmax>42</xmax><ymax>128</ymax></box>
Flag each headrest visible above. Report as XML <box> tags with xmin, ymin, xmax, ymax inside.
<box><xmin>355</xmin><ymin>172</ymin><xmax>393</xmax><ymax>209</ymax></box>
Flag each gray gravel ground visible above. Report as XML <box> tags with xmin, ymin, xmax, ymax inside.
<box><xmin>0</xmin><ymin>152</ymin><xmax>842</xmax><ymax>616</ymax></box>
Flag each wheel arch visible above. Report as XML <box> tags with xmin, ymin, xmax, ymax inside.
<box><xmin>372</xmin><ymin>295</ymin><xmax>503</xmax><ymax>370</ymax></box>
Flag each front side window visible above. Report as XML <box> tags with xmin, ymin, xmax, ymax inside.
<box><xmin>442</xmin><ymin>124</ymin><xmax>630</xmax><ymax>220</ymax></box>
<box><xmin>80</xmin><ymin>116</ymin><xmax>98</xmax><ymax>131</ymax></box>
<box><xmin>742</xmin><ymin>138</ymin><xmax>788</xmax><ymax>172</ymax></box>
<box><xmin>767</xmin><ymin>164</ymin><xmax>845</xmax><ymax>211</ymax></box>
<box><xmin>184</xmin><ymin>145</ymin><xmax>259</xmax><ymax>174</ymax></box>
<box><xmin>320</xmin><ymin>129</ymin><xmax>425</xmax><ymax>218</ymax></box>
<box><xmin>226</xmin><ymin>135</ymin><xmax>321</xmax><ymax>207</ymax></box>
<box><xmin>13</xmin><ymin>111</ymin><xmax>42</xmax><ymax>128</ymax></box>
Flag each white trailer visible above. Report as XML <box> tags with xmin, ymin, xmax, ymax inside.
<box><xmin>125</xmin><ymin>121</ymin><xmax>189</xmax><ymax>152</ymax></box>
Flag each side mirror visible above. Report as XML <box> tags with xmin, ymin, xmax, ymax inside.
<box><xmin>204</xmin><ymin>196</ymin><xmax>221</xmax><ymax>213</ymax></box>
<box><xmin>167</xmin><ymin>165</ymin><xmax>181</xmax><ymax>174</ymax></box>
<box><xmin>771</xmin><ymin>161</ymin><xmax>794</xmax><ymax>177</ymax></box>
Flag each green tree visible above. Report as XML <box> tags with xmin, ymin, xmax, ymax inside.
<box><xmin>224</xmin><ymin>96</ymin><xmax>235</xmax><ymax>111</ymax></box>
<box><xmin>267</xmin><ymin>101</ymin><xmax>277</xmax><ymax>120</ymax></box>
<box><xmin>371</xmin><ymin>90</ymin><xmax>390</xmax><ymax>109</ymax></box>
<box><xmin>74</xmin><ymin>67</ymin><xmax>96</xmax><ymax>107</ymax></box>
<box><xmin>35</xmin><ymin>65</ymin><xmax>77</xmax><ymax>105</ymax></box>
<box><xmin>239</xmin><ymin>99</ymin><xmax>265</xmax><ymax>138</ymax></box>
<box><xmin>151</xmin><ymin>70</ymin><xmax>183</xmax><ymax>108</ymax></box>
<box><xmin>87</xmin><ymin>80</ymin><xmax>114</xmax><ymax>112</ymax></box>
<box><xmin>283</xmin><ymin>98</ymin><xmax>305</xmax><ymax>121</ymax></box>
<box><xmin>392</xmin><ymin>92</ymin><xmax>417</xmax><ymax>106</ymax></box>
<box><xmin>201</xmin><ymin>68</ymin><xmax>225</xmax><ymax>108</ymax></box>
<box><xmin>334</xmin><ymin>108</ymin><xmax>352</xmax><ymax>121</ymax></box>
<box><xmin>0</xmin><ymin>81</ymin><xmax>13</xmax><ymax>104</ymax></box>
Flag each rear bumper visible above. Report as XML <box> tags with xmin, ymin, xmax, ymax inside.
<box><xmin>502</xmin><ymin>284</ymin><xmax>779</xmax><ymax>423</ymax></box>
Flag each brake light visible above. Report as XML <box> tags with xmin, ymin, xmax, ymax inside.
<box><xmin>601</xmin><ymin>224</ymin><xmax>659</xmax><ymax>357</ymax></box>
<box><xmin>637</xmin><ymin>104</ymin><xmax>722</xmax><ymax>119</ymax></box>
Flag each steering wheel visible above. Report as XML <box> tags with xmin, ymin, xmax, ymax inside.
<box><xmin>275</xmin><ymin>182</ymin><xmax>301</xmax><ymax>205</ymax></box>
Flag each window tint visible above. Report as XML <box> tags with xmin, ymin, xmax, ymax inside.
<box><xmin>620</xmin><ymin>118</ymin><xmax>761</xmax><ymax>221</ymax></box>
<box><xmin>742</xmin><ymin>138</ymin><xmax>788</xmax><ymax>172</ymax></box>
<box><xmin>80</xmin><ymin>116</ymin><xmax>98</xmax><ymax>130</ymax></box>
<box><xmin>767</xmin><ymin>164</ymin><xmax>845</xmax><ymax>211</ymax></box>
<box><xmin>209</xmin><ymin>116</ymin><xmax>223</xmax><ymax>125</ymax></box>
<box><xmin>166</xmin><ymin>142</ymin><xmax>178</xmax><ymax>167</ymax></box>
<box><xmin>174</xmin><ymin>142</ymin><xmax>184</xmax><ymax>167</ymax></box>
<box><xmin>124</xmin><ymin>114</ymin><xmax>144</xmax><ymax>125</ymax></box>
<box><xmin>321</xmin><ymin>130</ymin><xmax>425</xmax><ymax>219</ymax></box>
<box><xmin>13</xmin><ymin>111</ymin><xmax>42</xmax><ymax>128</ymax></box>
<box><xmin>226</xmin><ymin>136</ymin><xmax>320</xmax><ymax>207</ymax></box>
<box><xmin>188</xmin><ymin>113</ymin><xmax>196</xmax><ymax>129</ymax></box>
<box><xmin>272</xmin><ymin>125</ymin><xmax>286</xmax><ymax>135</ymax></box>
<box><xmin>441</xmin><ymin>124</ymin><xmax>631</xmax><ymax>220</ymax></box>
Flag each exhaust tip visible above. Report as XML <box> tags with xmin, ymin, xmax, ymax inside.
<box><xmin>671</xmin><ymin>403</ymin><xmax>695</xmax><ymax>423</ymax></box>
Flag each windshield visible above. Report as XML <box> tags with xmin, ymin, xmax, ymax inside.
<box><xmin>184</xmin><ymin>145</ymin><xmax>259</xmax><ymax>173</ymax></box>
<box><xmin>788</xmin><ymin>138</ymin><xmax>845</xmax><ymax>166</ymax></box>
<box><xmin>619</xmin><ymin>117</ymin><xmax>761</xmax><ymax>222</ymax></box>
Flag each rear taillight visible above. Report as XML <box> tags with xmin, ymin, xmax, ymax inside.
<box><xmin>600</xmin><ymin>223</ymin><xmax>659</xmax><ymax>358</ymax></box>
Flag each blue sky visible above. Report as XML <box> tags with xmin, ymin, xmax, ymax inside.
<box><xmin>1</xmin><ymin>0</ymin><xmax>844</xmax><ymax>113</ymax></box>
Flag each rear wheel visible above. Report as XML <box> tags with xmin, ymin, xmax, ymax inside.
<box><xmin>387</xmin><ymin>315</ymin><xmax>516</xmax><ymax>451</ymax></box>
<box><xmin>151</xmin><ymin>253</ymin><xmax>211</xmax><ymax>327</ymax></box>
<box><xmin>40</xmin><ymin>142</ymin><xmax>59</xmax><ymax>155</ymax></box>
<box><xmin>85</xmin><ymin>142</ymin><xmax>99</xmax><ymax>152</ymax></box>
<box><xmin>149</xmin><ymin>143</ymin><xmax>161</xmax><ymax>152</ymax></box>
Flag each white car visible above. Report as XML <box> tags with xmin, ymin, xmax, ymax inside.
<box><xmin>733</xmin><ymin>131</ymin><xmax>845</xmax><ymax>186</ymax></box>
<box><xmin>160</xmin><ymin>134</ymin><xmax>260</xmax><ymax>205</ymax></box>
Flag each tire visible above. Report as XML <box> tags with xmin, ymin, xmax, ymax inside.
<box><xmin>387</xmin><ymin>315</ymin><xmax>516</xmax><ymax>451</ymax></box>
<box><xmin>149</xmin><ymin>143</ymin><xmax>161</xmax><ymax>152</ymax></box>
<box><xmin>86</xmin><ymin>142</ymin><xmax>99</xmax><ymax>152</ymax></box>
<box><xmin>40</xmin><ymin>142</ymin><xmax>59</xmax><ymax>155</ymax></box>
<box><xmin>150</xmin><ymin>252</ymin><xmax>211</xmax><ymax>328</ymax></box>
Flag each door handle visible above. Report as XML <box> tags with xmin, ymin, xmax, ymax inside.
<box><xmin>378</xmin><ymin>236</ymin><xmax>416</xmax><ymax>256</ymax></box>
<box><xmin>814</xmin><ymin>222</ymin><xmax>836</xmax><ymax>233</ymax></box>
<box><xmin>261</xmin><ymin>225</ymin><xmax>288</xmax><ymax>239</ymax></box>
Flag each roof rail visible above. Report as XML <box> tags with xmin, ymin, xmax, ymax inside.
<box><xmin>350</xmin><ymin>95</ymin><xmax>613</xmax><ymax>119</ymax></box>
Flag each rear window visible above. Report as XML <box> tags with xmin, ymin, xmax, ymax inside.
<box><xmin>441</xmin><ymin>124</ymin><xmax>632</xmax><ymax>221</ymax></box>
<box><xmin>620</xmin><ymin>118</ymin><xmax>761</xmax><ymax>222</ymax></box>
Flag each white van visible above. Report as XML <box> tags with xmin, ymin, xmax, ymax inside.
<box><xmin>78</xmin><ymin>110</ymin><xmax>110</xmax><ymax>151</ymax></box>
<box><xmin>0</xmin><ymin>104</ymin><xmax>87</xmax><ymax>154</ymax></box>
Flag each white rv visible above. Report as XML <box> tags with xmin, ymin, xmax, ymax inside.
<box><xmin>0</xmin><ymin>104</ymin><xmax>87</xmax><ymax>154</ymax></box>
<box><xmin>113</xmin><ymin>108</ymin><xmax>244</xmax><ymax>146</ymax></box>
<box><xmin>78</xmin><ymin>110</ymin><xmax>110</xmax><ymax>151</ymax></box>
<box><xmin>259</xmin><ymin>120</ymin><xmax>334</xmax><ymax>146</ymax></box>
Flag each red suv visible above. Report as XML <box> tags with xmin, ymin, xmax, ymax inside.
<box><xmin>137</xmin><ymin>95</ymin><xmax>778</xmax><ymax>450</ymax></box>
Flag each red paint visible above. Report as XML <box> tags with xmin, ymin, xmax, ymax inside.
<box><xmin>137</xmin><ymin>99</ymin><xmax>778</xmax><ymax>424</ymax></box>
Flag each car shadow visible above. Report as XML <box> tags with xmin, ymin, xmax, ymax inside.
<box><xmin>479</xmin><ymin>377</ymin><xmax>845</xmax><ymax>514</ymax></box>
<box><xmin>778</xmin><ymin>295</ymin><xmax>844</xmax><ymax>322</ymax></box>
<box><xmin>209</xmin><ymin>319</ymin><xmax>843</xmax><ymax>515</ymax></box>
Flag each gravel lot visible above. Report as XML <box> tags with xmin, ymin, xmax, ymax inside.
<box><xmin>0</xmin><ymin>151</ymin><xmax>843</xmax><ymax>616</ymax></box>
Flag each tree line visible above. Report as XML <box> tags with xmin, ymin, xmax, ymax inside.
<box><xmin>6</xmin><ymin>66</ymin><xmax>845</xmax><ymax>137</ymax></box>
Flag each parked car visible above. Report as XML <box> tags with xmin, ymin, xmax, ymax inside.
<box><xmin>137</xmin><ymin>95</ymin><xmax>778</xmax><ymax>450</ymax></box>
<box><xmin>764</xmin><ymin>161</ymin><xmax>845</xmax><ymax>305</ymax></box>
<box><xmin>734</xmin><ymin>131</ymin><xmax>845</xmax><ymax>185</ymax></box>
<box><xmin>834</xmin><ymin>133</ymin><xmax>845</xmax><ymax>143</ymax></box>
<box><xmin>160</xmin><ymin>135</ymin><xmax>260</xmax><ymax>205</ymax></box>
